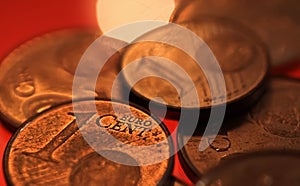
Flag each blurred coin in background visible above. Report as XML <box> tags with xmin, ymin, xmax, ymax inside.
<box><xmin>178</xmin><ymin>77</ymin><xmax>300</xmax><ymax>183</ymax></box>
<box><xmin>197</xmin><ymin>151</ymin><xmax>300</xmax><ymax>186</ymax></box>
<box><xmin>171</xmin><ymin>0</ymin><xmax>300</xmax><ymax>66</ymax></box>
<box><xmin>121</xmin><ymin>17</ymin><xmax>268</xmax><ymax>117</ymax></box>
<box><xmin>0</xmin><ymin>29</ymin><xmax>127</xmax><ymax>128</ymax></box>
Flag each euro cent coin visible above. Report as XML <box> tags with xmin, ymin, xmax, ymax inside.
<box><xmin>0</xmin><ymin>29</ymin><xmax>127</xmax><ymax>128</ymax></box>
<box><xmin>178</xmin><ymin>77</ymin><xmax>300</xmax><ymax>183</ymax></box>
<box><xmin>197</xmin><ymin>151</ymin><xmax>300</xmax><ymax>186</ymax></box>
<box><xmin>121</xmin><ymin>17</ymin><xmax>268</xmax><ymax>115</ymax></box>
<box><xmin>4</xmin><ymin>100</ymin><xmax>174</xmax><ymax>186</ymax></box>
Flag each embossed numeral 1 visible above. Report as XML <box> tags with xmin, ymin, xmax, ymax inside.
<box><xmin>23</xmin><ymin>112</ymin><xmax>96</xmax><ymax>162</ymax></box>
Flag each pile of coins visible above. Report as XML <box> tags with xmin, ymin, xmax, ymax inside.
<box><xmin>1</xmin><ymin>1</ymin><xmax>300</xmax><ymax>186</ymax></box>
<box><xmin>0</xmin><ymin>29</ymin><xmax>176</xmax><ymax>186</ymax></box>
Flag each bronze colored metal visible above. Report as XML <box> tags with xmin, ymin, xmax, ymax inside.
<box><xmin>0</xmin><ymin>29</ymin><xmax>126</xmax><ymax>128</ymax></box>
<box><xmin>199</xmin><ymin>151</ymin><xmax>300</xmax><ymax>186</ymax></box>
<box><xmin>121</xmin><ymin>17</ymin><xmax>268</xmax><ymax>113</ymax></box>
<box><xmin>170</xmin><ymin>0</ymin><xmax>300</xmax><ymax>65</ymax></box>
<box><xmin>4</xmin><ymin>100</ymin><xmax>173</xmax><ymax>186</ymax></box>
<box><xmin>178</xmin><ymin>77</ymin><xmax>300</xmax><ymax>183</ymax></box>
<box><xmin>0</xmin><ymin>29</ymin><xmax>96</xmax><ymax>127</ymax></box>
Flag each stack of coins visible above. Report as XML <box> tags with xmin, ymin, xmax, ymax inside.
<box><xmin>177</xmin><ymin>78</ymin><xmax>300</xmax><ymax>183</ymax></box>
<box><xmin>121</xmin><ymin>16</ymin><xmax>268</xmax><ymax>118</ymax></box>
<box><xmin>119</xmin><ymin>2</ymin><xmax>300</xmax><ymax>186</ymax></box>
<box><xmin>1</xmin><ymin>1</ymin><xmax>300</xmax><ymax>186</ymax></box>
<box><xmin>0</xmin><ymin>29</ymin><xmax>175</xmax><ymax>185</ymax></box>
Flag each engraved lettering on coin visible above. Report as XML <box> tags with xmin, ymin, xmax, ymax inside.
<box><xmin>96</xmin><ymin>114</ymin><xmax>153</xmax><ymax>137</ymax></box>
<box><xmin>5</xmin><ymin>100</ymin><xmax>172</xmax><ymax>185</ymax></box>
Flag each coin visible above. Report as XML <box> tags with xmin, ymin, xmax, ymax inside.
<box><xmin>4</xmin><ymin>100</ymin><xmax>174</xmax><ymax>185</ymax></box>
<box><xmin>170</xmin><ymin>0</ymin><xmax>300</xmax><ymax>66</ymax></box>
<box><xmin>177</xmin><ymin>77</ymin><xmax>300</xmax><ymax>183</ymax></box>
<box><xmin>0</xmin><ymin>29</ymin><xmax>126</xmax><ymax>128</ymax></box>
<box><xmin>121</xmin><ymin>17</ymin><xmax>268</xmax><ymax>115</ymax></box>
<box><xmin>197</xmin><ymin>151</ymin><xmax>300</xmax><ymax>186</ymax></box>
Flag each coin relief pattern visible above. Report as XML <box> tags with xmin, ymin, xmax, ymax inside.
<box><xmin>5</xmin><ymin>101</ymin><xmax>172</xmax><ymax>186</ymax></box>
<box><xmin>121</xmin><ymin>17</ymin><xmax>268</xmax><ymax>109</ymax></box>
<box><xmin>179</xmin><ymin>78</ymin><xmax>300</xmax><ymax>181</ymax></box>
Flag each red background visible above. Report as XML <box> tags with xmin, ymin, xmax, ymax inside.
<box><xmin>0</xmin><ymin>1</ymin><xmax>193</xmax><ymax>185</ymax></box>
<box><xmin>0</xmin><ymin>1</ymin><xmax>299</xmax><ymax>186</ymax></box>
<box><xmin>0</xmin><ymin>1</ymin><xmax>97</xmax><ymax>185</ymax></box>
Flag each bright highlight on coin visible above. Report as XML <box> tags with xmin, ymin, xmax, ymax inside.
<box><xmin>96</xmin><ymin>0</ymin><xmax>174</xmax><ymax>33</ymax></box>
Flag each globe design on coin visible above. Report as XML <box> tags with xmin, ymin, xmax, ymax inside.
<box><xmin>4</xmin><ymin>100</ymin><xmax>173</xmax><ymax>186</ymax></box>
<box><xmin>121</xmin><ymin>17</ymin><xmax>268</xmax><ymax>110</ymax></box>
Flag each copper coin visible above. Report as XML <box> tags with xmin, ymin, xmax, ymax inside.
<box><xmin>178</xmin><ymin>77</ymin><xmax>300</xmax><ymax>183</ymax></box>
<box><xmin>198</xmin><ymin>151</ymin><xmax>300</xmax><ymax>186</ymax></box>
<box><xmin>170</xmin><ymin>0</ymin><xmax>300</xmax><ymax>66</ymax></box>
<box><xmin>121</xmin><ymin>17</ymin><xmax>268</xmax><ymax>113</ymax></box>
<box><xmin>4</xmin><ymin>100</ymin><xmax>173</xmax><ymax>185</ymax></box>
<box><xmin>0</xmin><ymin>29</ymin><xmax>126</xmax><ymax>128</ymax></box>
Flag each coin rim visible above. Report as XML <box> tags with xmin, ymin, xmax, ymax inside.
<box><xmin>201</xmin><ymin>150</ymin><xmax>300</xmax><ymax>185</ymax></box>
<box><xmin>176</xmin><ymin>76</ymin><xmax>300</xmax><ymax>183</ymax></box>
<box><xmin>120</xmin><ymin>16</ymin><xmax>270</xmax><ymax>112</ymax></box>
<box><xmin>0</xmin><ymin>28</ymin><xmax>99</xmax><ymax>129</ymax></box>
<box><xmin>3</xmin><ymin>99</ymin><xmax>175</xmax><ymax>186</ymax></box>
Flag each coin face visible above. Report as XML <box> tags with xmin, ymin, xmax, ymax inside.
<box><xmin>121</xmin><ymin>17</ymin><xmax>268</xmax><ymax>111</ymax></box>
<box><xmin>0</xmin><ymin>29</ymin><xmax>96</xmax><ymax>127</ymax></box>
<box><xmin>0</xmin><ymin>29</ymin><xmax>126</xmax><ymax>128</ymax></box>
<box><xmin>4</xmin><ymin>100</ymin><xmax>173</xmax><ymax>186</ymax></box>
<box><xmin>177</xmin><ymin>78</ymin><xmax>300</xmax><ymax>182</ymax></box>
<box><xmin>198</xmin><ymin>151</ymin><xmax>300</xmax><ymax>186</ymax></box>
<box><xmin>170</xmin><ymin>0</ymin><xmax>300</xmax><ymax>66</ymax></box>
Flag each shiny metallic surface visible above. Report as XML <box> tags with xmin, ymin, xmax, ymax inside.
<box><xmin>178</xmin><ymin>78</ymin><xmax>300</xmax><ymax>182</ymax></box>
<box><xmin>198</xmin><ymin>151</ymin><xmax>300</xmax><ymax>186</ymax></box>
<box><xmin>4</xmin><ymin>100</ymin><xmax>173</xmax><ymax>186</ymax></box>
<box><xmin>171</xmin><ymin>0</ymin><xmax>300</xmax><ymax>65</ymax></box>
<box><xmin>0</xmin><ymin>30</ymin><xmax>96</xmax><ymax>127</ymax></box>
<box><xmin>0</xmin><ymin>29</ymin><xmax>126</xmax><ymax>128</ymax></box>
<box><xmin>121</xmin><ymin>17</ymin><xmax>268</xmax><ymax>110</ymax></box>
